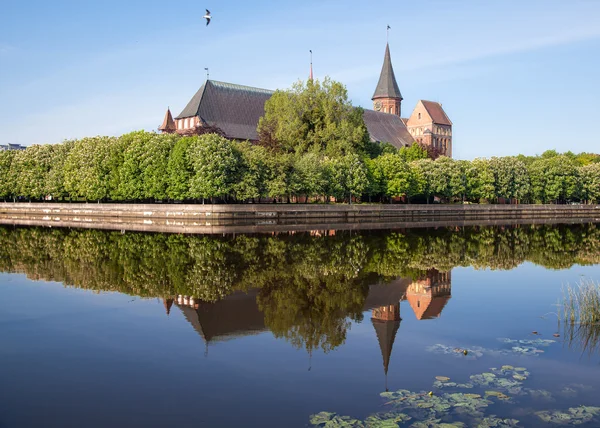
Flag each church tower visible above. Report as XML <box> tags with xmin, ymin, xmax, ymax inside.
<box><xmin>372</xmin><ymin>43</ymin><xmax>403</xmax><ymax>116</ymax></box>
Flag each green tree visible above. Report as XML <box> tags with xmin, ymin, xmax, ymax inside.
<box><xmin>188</xmin><ymin>134</ymin><xmax>242</xmax><ymax>202</ymax></box>
<box><xmin>0</xmin><ymin>150</ymin><xmax>16</xmax><ymax>200</ymax></box>
<box><xmin>375</xmin><ymin>153</ymin><xmax>411</xmax><ymax>201</ymax></box>
<box><xmin>325</xmin><ymin>153</ymin><xmax>368</xmax><ymax>203</ymax></box>
<box><xmin>466</xmin><ymin>158</ymin><xmax>495</xmax><ymax>203</ymax></box>
<box><xmin>579</xmin><ymin>163</ymin><xmax>600</xmax><ymax>204</ymax></box>
<box><xmin>64</xmin><ymin>137</ymin><xmax>120</xmax><ymax>201</ymax></box>
<box><xmin>529</xmin><ymin>156</ymin><xmax>579</xmax><ymax>203</ymax></box>
<box><xmin>257</xmin><ymin>77</ymin><xmax>369</xmax><ymax>156</ymax></box>
<box><xmin>236</xmin><ymin>142</ymin><xmax>270</xmax><ymax>202</ymax></box>
<box><xmin>10</xmin><ymin>145</ymin><xmax>54</xmax><ymax>200</ymax></box>
<box><xmin>264</xmin><ymin>152</ymin><xmax>293</xmax><ymax>201</ymax></box>
<box><xmin>140</xmin><ymin>133</ymin><xmax>177</xmax><ymax>200</ymax></box>
<box><xmin>429</xmin><ymin>156</ymin><xmax>456</xmax><ymax>201</ymax></box>
<box><xmin>118</xmin><ymin>132</ymin><xmax>154</xmax><ymax>200</ymax></box>
<box><xmin>167</xmin><ymin>137</ymin><xmax>193</xmax><ymax>201</ymax></box>
<box><xmin>47</xmin><ymin>141</ymin><xmax>74</xmax><ymax>200</ymax></box>
<box><xmin>289</xmin><ymin>151</ymin><xmax>327</xmax><ymax>201</ymax></box>
<box><xmin>398</xmin><ymin>142</ymin><xmax>428</xmax><ymax>163</ymax></box>
<box><xmin>411</xmin><ymin>158</ymin><xmax>434</xmax><ymax>203</ymax></box>
<box><xmin>489</xmin><ymin>157</ymin><xmax>530</xmax><ymax>202</ymax></box>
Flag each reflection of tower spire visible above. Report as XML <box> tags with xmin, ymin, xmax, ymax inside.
<box><xmin>163</xmin><ymin>298</ymin><xmax>174</xmax><ymax>315</ymax></box>
<box><xmin>371</xmin><ymin>303</ymin><xmax>401</xmax><ymax>391</ymax></box>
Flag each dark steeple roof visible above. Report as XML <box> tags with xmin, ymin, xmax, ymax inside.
<box><xmin>176</xmin><ymin>80</ymin><xmax>274</xmax><ymax>141</ymax></box>
<box><xmin>372</xmin><ymin>44</ymin><xmax>402</xmax><ymax>101</ymax></box>
<box><xmin>372</xmin><ymin>318</ymin><xmax>401</xmax><ymax>375</ymax></box>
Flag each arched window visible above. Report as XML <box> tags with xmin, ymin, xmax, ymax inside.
<box><xmin>418</xmin><ymin>112</ymin><xmax>421</xmax><ymax>120</ymax></box>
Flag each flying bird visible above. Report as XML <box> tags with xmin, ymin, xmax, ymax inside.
<box><xmin>203</xmin><ymin>9</ymin><xmax>211</xmax><ymax>26</ymax></box>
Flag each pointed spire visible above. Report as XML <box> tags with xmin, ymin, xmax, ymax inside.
<box><xmin>158</xmin><ymin>108</ymin><xmax>176</xmax><ymax>133</ymax></box>
<box><xmin>163</xmin><ymin>298</ymin><xmax>174</xmax><ymax>315</ymax></box>
<box><xmin>372</xmin><ymin>43</ymin><xmax>402</xmax><ymax>101</ymax></box>
<box><xmin>372</xmin><ymin>317</ymin><xmax>401</xmax><ymax>376</ymax></box>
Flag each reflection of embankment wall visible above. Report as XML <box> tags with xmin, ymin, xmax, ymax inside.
<box><xmin>0</xmin><ymin>203</ymin><xmax>599</xmax><ymax>234</ymax></box>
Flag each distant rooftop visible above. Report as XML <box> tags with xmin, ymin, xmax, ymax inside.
<box><xmin>0</xmin><ymin>143</ymin><xmax>26</xmax><ymax>151</ymax></box>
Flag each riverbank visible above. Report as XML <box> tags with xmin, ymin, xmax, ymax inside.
<box><xmin>0</xmin><ymin>202</ymin><xmax>599</xmax><ymax>234</ymax></box>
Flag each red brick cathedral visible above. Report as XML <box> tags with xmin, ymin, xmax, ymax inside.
<box><xmin>159</xmin><ymin>43</ymin><xmax>452</xmax><ymax>157</ymax></box>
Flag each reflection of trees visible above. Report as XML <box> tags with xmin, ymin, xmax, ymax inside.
<box><xmin>0</xmin><ymin>223</ymin><xmax>599</xmax><ymax>300</ymax></box>
<box><xmin>257</xmin><ymin>271</ymin><xmax>369</xmax><ymax>354</ymax></box>
<box><xmin>2</xmin><ymin>223</ymin><xmax>600</xmax><ymax>354</ymax></box>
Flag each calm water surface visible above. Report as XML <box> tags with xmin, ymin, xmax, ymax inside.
<box><xmin>0</xmin><ymin>224</ymin><xmax>599</xmax><ymax>427</ymax></box>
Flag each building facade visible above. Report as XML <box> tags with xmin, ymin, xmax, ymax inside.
<box><xmin>160</xmin><ymin>43</ymin><xmax>452</xmax><ymax>157</ymax></box>
<box><xmin>0</xmin><ymin>143</ymin><xmax>26</xmax><ymax>151</ymax></box>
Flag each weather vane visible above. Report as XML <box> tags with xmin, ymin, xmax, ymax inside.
<box><xmin>205</xmin><ymin>67</ymin><xmax>209</xmax><ymax>81</ymax></box>
<box><xmin>387</xmin><ymin>25</ymin><xmax>391</xmax><ymax>43</ymax></box>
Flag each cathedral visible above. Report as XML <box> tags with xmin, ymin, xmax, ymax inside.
<box><xmin>159</xmin><ymin>43</ymin><xmax>452</xmax><ymax>157</ymax></box>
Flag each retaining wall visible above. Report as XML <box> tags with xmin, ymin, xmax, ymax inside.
<box><xmin>0</xmin><ymin>203</ymin><xmax>599</xmax><ymax>234</ymax></box>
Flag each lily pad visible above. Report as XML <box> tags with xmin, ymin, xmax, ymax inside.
<box><xmin>436</xmin><ymin>376</ymin><xmax>451</xmax><ymax>382</ymax></box>
<box><xmin>477</xmin><ymin>416</ymin><xmax>520</xmax><ymax>427</ymax></box>
<box><xmin>535</xmin><ymin>406</ymin><xmax>600</xmax><ymax>425</ymax></box>
<box><xmin>309</xmin><ymin>411</ymin><xmax>363</xmax><ymax>427</ymax></box>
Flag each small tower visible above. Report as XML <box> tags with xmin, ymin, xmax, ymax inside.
<box><xmin>372</xmin><ymin>43</ymin><xmax>403</xmax><ymax>116</ymax></box>
<box><xmin>158</xmin><ymin>108</ymin><xmax>176</xmax><ymax>134</ymax></box>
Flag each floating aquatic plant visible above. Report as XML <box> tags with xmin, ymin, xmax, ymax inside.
<box><xmin>309</xmin><ymin>364</ymin><xmax>598</xmax><ymax>427</ymax></box>
<box><xmin>536</xmin><ymin>406</ymin><xmax>600</xmax><ymax>425</ymax></box>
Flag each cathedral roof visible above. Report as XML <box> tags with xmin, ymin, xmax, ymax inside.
<box><xmin>372</xmin><ymin>44</ymin><xmax>402</xmax><ymax>101</ymax></box>
<box><xmin>363</xmin><ymin>109</ymin><xmax>414</xmax><ymax>149</ymax></box>
<box><xmin>421</xmin><ymin>100</ymin><xmax>452</xmax><ymax>126</ymax></box>
<box><xmin>176</xmin><ymin>80</ymin><xmax>274</xmax><ymax>141</ymax></box>
<box><xmin>158</xmin><ymin>108</ymin><xmax>176</xmax><ymax>132</ymax></box>
<box><xmin>176</xmin><ymin>290</ymin><xmax>267</xmax><ymax>344</ymax></box>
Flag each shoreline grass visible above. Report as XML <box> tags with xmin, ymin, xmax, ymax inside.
<box><xmin>562</xmin><ymin>280</ymin><xmax>600</xmax><ymax>355</ymax></box>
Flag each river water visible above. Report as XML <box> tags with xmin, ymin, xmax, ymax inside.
<box><xmin>0</xmin><ymin>224</ymin><xmax>599</xmax><ymax>427</ymax></box>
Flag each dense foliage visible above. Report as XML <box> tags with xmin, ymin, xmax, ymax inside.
<box><xmin>0</xmin><ymin>80</ymin><xmax>598</xmax><ymax>204</ymax></box>
<box><xmin>1</xmin><ymin>131</ymin><xmax>598</xmax><ymax>204</ymax></box>
<box><xmin>1</xmin><ymin>224</ymin><xmax>599</xmax><ymax>352</ymax></box>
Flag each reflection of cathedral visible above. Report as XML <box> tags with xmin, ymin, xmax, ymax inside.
<box><xmin>406</xmin><ymin>271</ymin><xmax>452</xmax><ymax>320</ymax></box>
<box><xmin>162</xmin><ymin>269</ymin><xmax>451</xmax><ymax>379</ymax></box>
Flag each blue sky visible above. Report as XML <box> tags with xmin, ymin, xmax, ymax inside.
<box><xmin>1</xmin><ymin>0</ymin><xmax>599</xmax><ymax>159</ymax></box>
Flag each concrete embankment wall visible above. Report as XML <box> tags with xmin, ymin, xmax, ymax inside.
<box><xmin>0</xmin><ymin>203</ymin><xmax>599</xmax><ymax>234</ymax></box>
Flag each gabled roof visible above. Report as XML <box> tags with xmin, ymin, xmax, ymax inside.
<box><xmin>372</xmin><ymin>44</ymin><xmax>402</xmax><ymax>101</ymax></box>
<box><xmin>176</xmin><ymin>80</ymin><xmax>274</xmax><ymax>141</ymax></box>
<box><xmin>363</xmin><ymin>109</ymin><xmax>415</xmax><ymax>149</ymax></box>
<box><xmin>406</xmin><ymin>293</ymin><xmax>451</xmax><ymax>320</ymax></box>
<box><xmin>158</xmin><ymin>108</ymin><xmax>176</xmax><ymax>132</ymax></box>
<box><xmin>420</xmin><ymin>295</ymin><xmax>451</xmax><ymax>320</ymax></box>
<box><xmin>176</xmin><ymin>290</ymin><xmax>267</xmax><ymax>344</ymax></box>
<box><xmin>421</xmin><ymin>100</ymin><xmax>452</xmax><ymax>126</ymax></box>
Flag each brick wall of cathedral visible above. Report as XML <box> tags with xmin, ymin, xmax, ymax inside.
<box><xmin>406</xmin><ymin>103</ymin><xmax>452</xmax><ymax>157</ymax></box>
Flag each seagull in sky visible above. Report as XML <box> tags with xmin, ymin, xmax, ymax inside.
<box><xmin>203</xmin><ymin>9</ymin><xmax>211</xmax><ymax>26</ymax></box>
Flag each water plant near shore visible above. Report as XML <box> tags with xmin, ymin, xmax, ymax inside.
<box><xmin>309</xmin><ymin>364</ymin><xmax>599</xmax><ymax>427</ymax></box>
<box><xmin>562</xmin><ymin>280</ymin><xmax>600</xmax><ymax>356</ymax></box>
